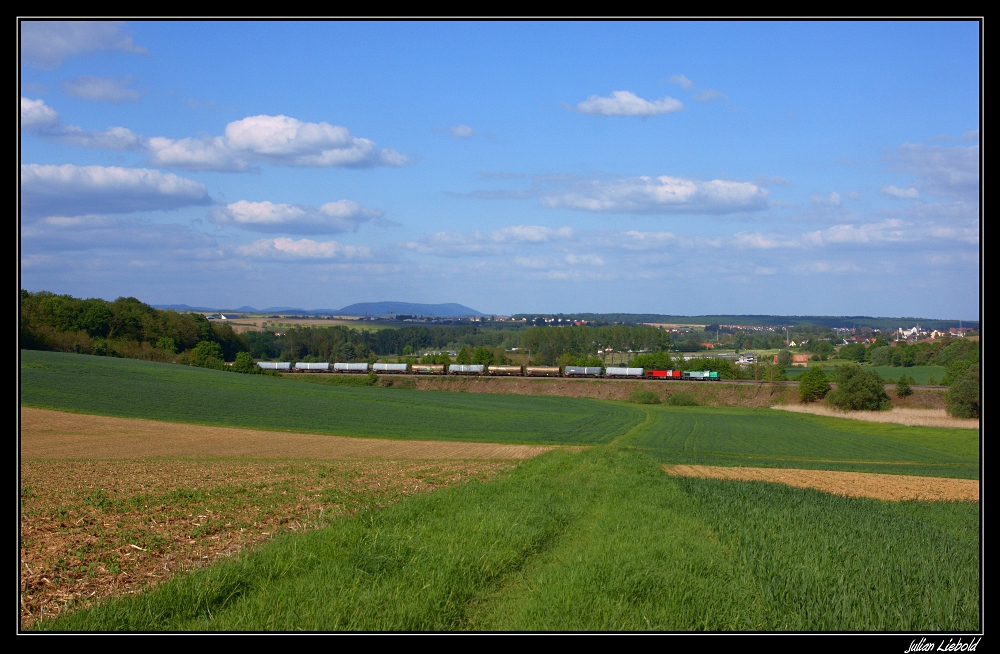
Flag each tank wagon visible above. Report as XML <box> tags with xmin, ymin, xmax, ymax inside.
<box><xmin>334</xmin><ymin>362</ymin><xmax>370</xmax><ymax>372</ymax></box>
<box><xmin>488</xmin><ymin>365</ymin><xmax>523</xmax><ymax>376</ymax></box>
<box><xmin>373</xmin><ymin>363</ymin><xmax>408</xmax><ymax>374</ymax></box>
<box><xmin>564</xmin><ymin>366</ymin><xmax>603</xmax><ymax>377</ymax></box>
<box><xmin>257</xmin><ymin>361</ymin><xmax>291</xmax><ymax>371</ymax></box>
<box><xmin>525</xmin><ymin>366</ymin><xmax>561</xmax><ymax>377</ymax></box>
<box><xmin>411</xmin><ymin>364</ymin><xmax>445</xmax><ymax>374</ymax></box>
<box><xmin>294</xmin><ymin>362</ymin><xmax>330</xmax><ymax>371</ymax></box>
<box><xmin>449</xmin><ymin>364</ymin><xmax>485</xmax><ymax>375</ymax></box>
<box><xmin>604</xmin><ymin>367</ymin><xmax>644</xmax><ymax>378</ymax></box>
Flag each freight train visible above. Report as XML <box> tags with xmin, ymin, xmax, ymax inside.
<box><xmin>259</xmin><ymin>361</ymin><xmax>721</xmax><ymax>380</ymax></box>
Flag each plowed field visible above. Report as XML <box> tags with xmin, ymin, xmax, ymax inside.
<box><xmin>661</xmin><ymin>464</ymin><xmax>979</xmax><ymax>502</ymax></box>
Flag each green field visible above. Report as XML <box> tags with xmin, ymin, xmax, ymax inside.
<box><xmin>37</xmin><ymin>448</ymin><xmax>979</xmax><ymax>631</ymax></box>
<box><xmin>785</xmin><ymin>364</ymin><xmax>948</xmax><ymax>384</ymax></box>
<box><xmin>19</xmin><ymin>350</ymin><xmax>643</xmax><ymax>445</ymax></box>
<box><xmin>619</xmin><ymin>405</ymin><xmax>979</xmax><ymax>479</ymax></box>
<box><xmin>21</xmin><ymin>350</ymin><xmax>981</xmax><ymax>631</ymax></box>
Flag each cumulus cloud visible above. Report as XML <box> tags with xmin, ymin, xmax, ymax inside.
<box><xmin>538</xmin><ymin>175</ymin><xmax>769</xmax><ymax>215</ymax></box>
<box><xmin>576</xmin><ymin>91</ymin><xmax>683</xmax><ymax>116</ymax></box>
<box><xmin>21</xmin><ymin>214</ymin><xmax>218</xmax><ymax>253</ymax></box>
<box><xmin>881</xmin><ymin>185</ymin><xmax>920</xmax><ymax>199</ymax></box>
<box><xmin>146</xmin><ymin>114</ymin><xmax>408</xmax><ymax>171</ymax></box>
<box><xmin>62</xmin><ymin>76</ymin><xmax>143</xmax><ymax>103</ymax></box>
<box><xmin>810</xmin><ymin>192</ymin><xmax>842</xmax><ymax>207</ymax></box>
<box><xmin>21</xmin><ymin>21</ymin><xmax>147</xmax><ymax>70</ymax></box>
<box><xmin>21</xmin><ymin>96</ymin><xmax>142</xmax><ymax>149</ymax></box>
<box><xmin>20</xmin><ymin>97</ymin><xmax>59</xmax><ymax>128</ymax></box>
<box><xmin>236</xmin><ymin>237</ymin><xmax>372</xmax><ymax>260</ymax></box>
<box><xmin>211</xmin><ymin>199</ymin><xmax>383</xmax><ymax>234</ymax></box>
<box><xmin>21</xmin><ymin>164</ymin><xmax>211</xmax><ymax>219</ymax></box>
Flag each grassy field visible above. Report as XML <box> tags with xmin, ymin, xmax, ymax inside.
<box><xmin>20</xmin><ymin>349</ymin><xmax>981</xmax><ymax>631</ymax></box>
<box><xmin>619</xmin><ymin>405</ymin><xmax>979</xmax><ymax>479</ymax></box>
<box><xmin>35</xmin><ymin>448</ymin><xmax>979</xmax><ymax>631</ymax></box>
<box><xmin>785</xmin><ymin>365</ymin><xmax>948</xmax><ymax>384</ymax></box>
<box><xmin>20</xmin><ymin>351</ymin><xmax>643</xmax><ymax>446</ymax></box>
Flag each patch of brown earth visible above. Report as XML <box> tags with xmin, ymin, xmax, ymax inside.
<box><xmin>772</xmin><ymin>405</ymin><xmax>978</xmax><ymax>429</ymax></box>
<box><xmin>662</xmin><ymin>464</ymin><xmax>979</xmax><ymax>502</ymax></box>
<box><xmin>20</xmin><ymin>458</ymin><xmax>515</xmax><ymax>628</ymax></box>
<box><xmin>20</xmin><ymin>407</ymin><xmax>560</xmax><ymax>460</ymax></box>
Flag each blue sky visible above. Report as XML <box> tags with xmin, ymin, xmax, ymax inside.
<box><xmin>20</xmin><ymin>21</ymin><xmax>980</xmax><ymax>318</ymax></box>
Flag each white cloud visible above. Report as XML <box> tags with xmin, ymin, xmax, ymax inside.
<box><xmin>668</xmin><ymin>74</ymin><xmax>695</xmax><ymax>90</ymax></box>
<box><xmin>21</xmin><ymin>21</ymin><xmax>147</xmax><ymax>70</ymax></box>
<box><xmin>146</xmin><ymin>114</ymin><xmax>408</xmax><ymax>171</ymax></box>
<box><xmin>403</xmin><ymin>225</ymin><xmax>575</xmax><ymax>256</ymax></box>
<box><xmin>576</xmin><ymin>91</ymin><xmax>683</xmax><ymax>116</ymax></box>
<box><xmin>62</xmin><ymin>76</ymin><xmax>143</xmax><ymax>103</ymax></box>
<box><xmin>961</xmin><ymin>129</ymin><xmax>979</xmax><ymax>141</ymax></box>
<box><xmin>538</xmin><ymin>176</ymin><xmax>769</xmax><ymax>215</ymax></box>
<box><xmin>212</xmin><ymin>199</ymin><xmax>383</xmax><ymax>234</ymax></box>
<box><xmin>693</xmin><ymin>89</ymin><xmax>727</xmax><ymax>102</ymax></box>
<box><xmin>810</xmin><ymin>192</ymin><xmax>842</xmax><ymax>206</ymax></box>
<box><xmin>565</xmin><ymin>253</ymin><xmax>604</xmax><ymax>266</ymax></box>
<box><xmin>20</xmin><ymin>97</ymin><xmax>59</xmax><ymax>128</ymax></box>
<box><xmin>21</xmin><ymin>96</ymin><xmax>142</xmax><ymax>150</ymax></box>
<box><xmin>237</xmin><ymin>237</ymin><xmax>372</xmax><ymax>260</ymax></box>
<box><xmin>887</xmin><ymin>143</ymin><xmax>979</xmax><ymax>200</ymax></box>
<box><xmin>20</xmin><ymin>164</ymin><xmax>211</xmax><ymax>219</ymax></box>
<box><xmin>443</xmin><ymin>124</ymin><xmax>474</xmax><ymax>138</ymax></box>
<box><xmin>21</xmin><ymin>214</ymin><xmax>218</xmax><ymax>253</ymax></box>
<box><xmin>881</xmin><ymin>185</ymin><xmax>920</xmax><ymax>199</ymax></box>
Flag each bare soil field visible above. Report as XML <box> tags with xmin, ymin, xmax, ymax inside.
<box><xmin>21</xmin><ymin>457</ymin><xmax>514</xmax><ymax>628</ymax></box>
<box><xmin>662</xmin><ymin>464</ymin><xmax>979</xmax><ymax>502</ymax></box>
<box><xmin>20</xmin><ymin>407</ymin><xmax>561</xmax><ymax>460</ymax></box>
<box><xmin>772</xmin><ymin>405</ymin><xmax>977</xmax><ymax>429</ymax></box>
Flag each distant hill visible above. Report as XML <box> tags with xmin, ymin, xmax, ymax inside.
<box><xmin>336</xmin><ymin>302</ymin><xmax>483</xmax><ymax>317</ymax></box>
<box><xmin>154</xmin><ymin>302</ymin><xmax>484</xmax><ymax>317</ymax></box>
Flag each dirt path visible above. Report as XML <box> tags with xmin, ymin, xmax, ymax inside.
<box><xmin>19</xmin><ymin>407</ymin><xmax>564</xmax><ymax>460</ymax></box>
<box><xmin>772</xmin><ymin>405</ymin><xmax>978</xmax><ymax>429</ymax></box>
<box><xmin>662</xmin><ymin>464</ymin><xmax>979</xmax><ymax>502</ymax></box>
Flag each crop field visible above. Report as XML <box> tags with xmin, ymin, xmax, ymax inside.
<box><xmin>33</xmin><ymin>449</ymin><xmax>979</xmax><ymax>631</ymax></box>
<box><xmin>619</xmin><ymin>405</ymin><xmax>979</xmax><ymax>479</ymax></box>
<box><xmin>20</xmin><ymin>351</ymin><xmax>644</xmax><ymax>446</ymax></box>
<box><xmin>20</xmin><ymin>350</ymin><xmax>980</xmax><ymax>631</ymax></box>
<box><xmin>785</xmin><ymin>364</ymin><xmax>948</xmax><ymax>384</ymax></box>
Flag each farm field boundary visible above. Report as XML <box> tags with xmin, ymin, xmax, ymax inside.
<box><xmin>772</xmin><ymin>405</ymin><xmax>978</xmax><ymax>429</ymax></box>
<box><xmin>662</xmin><ymin>464</ymin><xmax>979</xmax><ymax>502</ymax></box>
<box><xmin>20</xmin><ymin>407</ymin><xmax>565</xmax><ymax>461</ymax></box>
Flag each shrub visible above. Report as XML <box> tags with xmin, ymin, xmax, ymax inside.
<box><xmin>628</xmin><ymin>389</ymin><xmax>661</xmax><ymax>404</ymax></box>
<box><xmin>825</xmin><ymin>364</ymin><xmax>891</xmax><ymax>411</ymax></box>
<box><xmin>665</xmin><ymin>391</ymin><xmax>698</xmax><ymax>406</ymax></box>
<box><xmin>798</xmin><ymin>366</ymin><xmax>830</xmax><ymax>403</ymax></box>
<box><xmin>232</xmin><ymin>352</ymin><xmax>258</xmax><ymax>374</ymax></box>
<box><xmin>777</xmin><ymin>349</ymin><xmax>793</xmax><ymax>366</ymax></box>
<box><xmin>895</xmin><ymin>374</ymin><xmax>913</xmax><ymax>398</ymax></box>
<box><xmin>946</xmin><ymin>367</ymin><xmax>980</xmax><ymax>419</ymax></box>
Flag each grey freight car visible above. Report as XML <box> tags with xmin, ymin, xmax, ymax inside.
<box><xmin>334</xmin><ymin>362</ymin><xmax>370</xmax><ymax>372</ymax></box>
<box><xmin>564</xmin><ymin>366</ymin><xmax>603</xmax><ymax>377</ymax></box>
<box><xmin>449</xmin><ymin>364</ymin><xmax>485</xmax><ymax>375</ymax></box>
<box><xmin>374</xmin><ymin>363</ymin><xmax>409</xmax><ymax>373</ymax></box>
<box><xmin>411</xmin><ymin>364</ymin><xmax>445</xmax><ymax>374</ymax></box>
<box><xmin>257</xmin><ymin>361</ymin><xmax>291</xmax><ymax>370</ymax></box>
<box><xmin>604</xmin><ymin>367</ymin><xmax>644</xmax><ymax>377</ymax></box>
<box><xmin>294</xmin><ymin>362</ymin><xmax>330</xmax><ymax>371</ymax></box>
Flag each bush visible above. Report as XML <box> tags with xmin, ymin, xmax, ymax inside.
<box><xmin>665</xmin><ymin>391</ymin><xmax>698</xmax><ymax>406</ymax></box>
<box><xmin>798</xmin><ymin>366</ymin><xmax>830</xmax><ymax>403</ymax></box>
<box><xmin>946</xmin><ymin>367</ymin><xmax>980</xmax><ymax>419</ymax></box>
<box><xmin>895</xmin><ymin>374</ymin><xmax>913</xmax><ymax>398</ymax></box>
<box><xmin>777</xmin><ymin>349</ymin><xmax>793</xmax><ymax>366</ymax></box>
<box><xmin>628</xmin><ymin>389</ymin><xmax>661</xmax><ymax>404</ymax></box>
<box><xmin>232</xmin><ymin>352</ymin><xmax>258</xmax><ymax>374</ymax></box>
<box><xmin>825</xmin><ymin>364</ymin><xmax>891</xmax><ymax>411</ymax></box>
